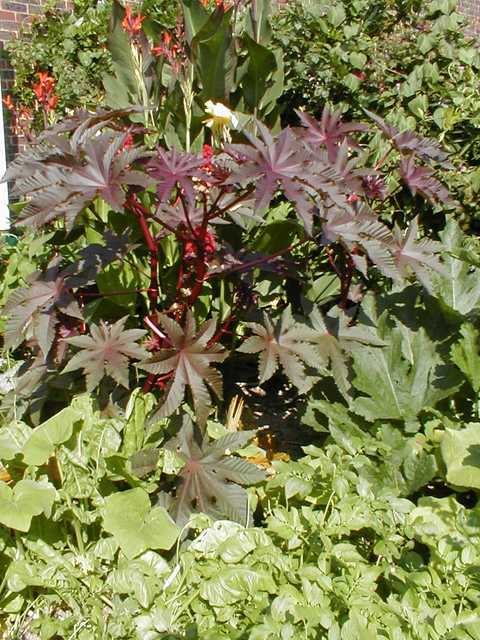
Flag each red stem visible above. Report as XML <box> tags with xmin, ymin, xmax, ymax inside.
<box><xmin>126</xmin><ymin>195</ymin><xmax>159</xmax><ymax>321</ymax></box>
<box><xmin>325</xmin><ymin>245</ymin><xmax>341</xmax><ymax>277</ymax></box>
<box><xmin>75</xmin><ymin>288</ymin><xmax>151</xmax><ymax>297</ymax></box>
<box><xmin>374</xmin><ymin>148</ymin><xmax>392</xmax><ymax>171</ymax></box>
<box><xmin>206</xmin><ymin>235</ymin><xmax>313</xmax><ymax>279</ymax></box>
<box><xmin>188</xmin><ymin>208</ymin><xmax>209</xmax><ymax>306</ymax></box>
<box><xmin>207</xmin><ymin>313</ymin><xmax>233</xmax><ymax>347</ymax></box>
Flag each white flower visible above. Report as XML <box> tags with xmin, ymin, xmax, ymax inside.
<box><xmin>204</xmin><ymin>100</ymin><xmax>238</xmax><ymax>128</ymax></box>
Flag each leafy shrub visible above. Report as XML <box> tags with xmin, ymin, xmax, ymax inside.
<box><xmin>4</xmin><ymin>0</ymin><xmax>179</xmax><ymax>123</ymax></box>
<box><xmin>271</xmin><ymin>0</ymin><xmax>480</xmax><ymax>228</ymax></box>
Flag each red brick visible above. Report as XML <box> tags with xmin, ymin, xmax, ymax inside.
<box><xmin>3</xmin><ymin>3</ymin><xmax>27</xmax><ymax>12</ymax></box>
<box><xmin>0</xmin><ymin>10</ymin><xmax>15</xmax><ymax>20</ymax></box>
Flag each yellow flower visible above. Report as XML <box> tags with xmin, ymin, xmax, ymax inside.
<box><xmin>204</xmin><ymin>100</ymin><xmax>238</xmax><ymax>129</ymax></box>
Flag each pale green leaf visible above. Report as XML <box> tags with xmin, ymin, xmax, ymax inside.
<box><xmin>21</xmin><ymin>406</ymin><xmax>83</xmax><ymax>466</ymax></box>
<box><xmin>441</xmin><ymin>424</ymin><xmax>480</xmax><ymax>489</ymax></box>
<box><xmin>451</xmin><ymin>323</ymin><xmax>480</xmax><ymax>394</ymax></box>
<box><xmin>103</xmin><ymin>488</ymin><xmax>180</xmax><ymax>559</ymax></box>
<box><xmin>0</xmin><ymin>480</ymin><xmax>56</xmax><ymax>532</ymax></box>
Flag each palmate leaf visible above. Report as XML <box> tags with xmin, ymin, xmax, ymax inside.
<box><xmin>296</xmin><ymin>105</ymin><xmax>368</xmax><ymax>160</ymax></box>
<box><xmin>3</xmin><ymin>258</ymin><xmax>84</xmax><ymax>357</ymax></box>
<box><xmin>225</xmin><ymin>123</ymin><xmax>317</xmax><ymax>234</ymax></box>
<box><xmin>63</xmin><ymin>317</ymin><xmax>147</xmax><ymax>391</ymax></box>
<box><xmin>397</xmin><ymin>155</ymin><xmax>455</xmax><ymax>208</ymax></box>
<box><xmin>139</xmin><ymin>311</ymin><xmax>227</xmax><ymax>426</ymax></box>
<box><xmin>238</xmin><ymin>306</ymin><xmax>320</xmax><ymax>393</ymax></box>
<box><xmin>164</xmin><ymin>414</ymin><xmax>264</xmax><ymax>526</ymax></box>
<box><xmin>393</xmin><ymin>216</ymin><xmax>446</xmax><ymax>294</ymax></box>
<box><xmin>364</xmin><ymin>109</ymin><xmax>454</xmax><ymax>168</ymax></box>
<box><xmin>351</xmin><ymin>309</ymin><xmax>461</xmax><ymax>431</ymax></box>
<box><xmin>6</xmin><ymin>124</ymin><xmax>150</xmax><ymax>230</ymax></box>
<box><xmin>321</xmin><ymin>203</ymin><xmax>399</xmax><ymax>281</ymax></box>
<box><xmin>434</xmin><ymin>217</ymin><xmax>480</xmax><ymax>318</ymax></box>
<box><xmin>147</xmin><ymin>147</ymin><xmax>206</xmax><ymax>210</ymax></box>
<box><xmin>306</xmin><ymin>303</ymin><xmax>385</xmax><ymax>400</ymax></box>
<box><xmin>450</xmin><ymin>323</ymin><xmax>480</xmax><ymax>396</ymax></box>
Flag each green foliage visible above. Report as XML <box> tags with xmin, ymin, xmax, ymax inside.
<box><xmin>271</xmin><ymin>0</ymin><xmax>480</xmax><ymax>227</ymax></box>
<box><xmin>2</xmin><ymin>0</ymin><xmax>480</xmax><ymax>636</ymax></box>
<box><xmin>6</xmin><ymin>0</ymin><xmax>112</xmax><ymax>115</ymax></box>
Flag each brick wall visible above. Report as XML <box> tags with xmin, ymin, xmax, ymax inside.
<box><xmin>458</xmin><ymin>0</ymin><xmax>480</xmax><ymax>34</ymax></box>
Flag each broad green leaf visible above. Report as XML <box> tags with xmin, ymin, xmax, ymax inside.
<box><xmin>245</xmin><ymin>0</ymin><xmax>272</xmax><ymax>45</ymax></box>
<box><xmin>258</xmin><ymin>47</ymin><xmax>284</xmax><ymax>116</ymax></box>
<box><xmin>103</xmin><ymin>488</ymin><xmax>180</xmax><ymax>559</ymax></box>
<box><xmin>349</xmin><ymin>52</ymin><xmax>366</xmax><ymax>70</ymax></box>
<box><xmin>451</xmin><ymin>323</ymin><xmax>480</xmax><ymax>394</ymax></box>
<box><xmin>241</xmin><ymin>33</ymin><xmax>277</xmax><ymax>112</ymax></box>
<box><xmin>435</xmin><ymin>218</ymin><xmax>480</xmax><ymax>318</ymax></box>
<box><xmin>0</xmin><ymin>480</ymin><xmax>55</xmax><ymax>532</ymax></box>
<box><xmin>352</xmin><ymin>319</ymin><xmax>461</xmax><ymax>430</ymax></box>
<box><xmin>408</xmin><ymin>94</ymin><xmax>428</xmax><ymax>119</ymax></box>
<box><xmin>199</xmin><ymin>567</ymin><xmax>276</xmax><ymax>607</ymax></box>
<box><xmin>21</xmin><ymin>406</ymin><xmax>82</xmax><ymax>466</ymax></box>
<box><xmin>191</xmin><ymin>6</ymin><xmax>236</xmax><ymax>102</ymax></box>
<box><xmin>0</xmin><ymin>421</ymin><xmax>31</xmax><ymax>461</ymax></box>
<box><xmin>327</xmin><ymin>3</ymin><xmax>346</xmax><ymax>27</ymax></box>
<box><xmin>441</xmin><ymin>424</ymin><xmax>480</xmax><ymax>489</ymax></box>
<box><xmin>123</xmin><ymin>388</ymin><xmax>153</xmax><ymax>456</ymax></box>
<box><xmin>107</xmin><ymin>0</ymin><xmax>138</xmax><ymax>97</ymax></box>
<box><xmin>411</xmin><ymin>496</ymin><xmax>467</xmax><ymax>544</ymax></box>
<box><xmin>181</xmin><ymin>0</ymin><xmax>209</xmax><ymax>44</ymax></box>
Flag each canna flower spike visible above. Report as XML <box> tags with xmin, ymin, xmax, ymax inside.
<box><xmin>122</xmin><ymin>6</ymin><xmax>145</xmax><ymax>37</ymax></box>
<box><xmin>32</xmin><ymin>71</ymin><xmax>58</xmax><ymax>115</ymax></box>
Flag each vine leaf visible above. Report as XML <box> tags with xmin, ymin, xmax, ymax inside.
<box><xmin>139</xmin><ymin>311</ymin><xmax>227</xmax><ymax>426</ymax></box>
<box><xmin>63</xmin><ymin>317</ymin><xmax>147</xmax><ymax>391</ymax></box>
<box><xmin>164</xmin><ymin>414</ymin><xmax>265</xmax><ymax>526</ymax></box>
<box><xmin>237</xmin><ymin>306</ymin><xmax>319</xmax><ymax>392</ymax></box>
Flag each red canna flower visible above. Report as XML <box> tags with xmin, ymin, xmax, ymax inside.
<box><xmin>122</xmin><ymin>6</ymin><xmax>145</xmax><ymax>36</ymax></box>
<box><xmin>32</xmin><ymin>71</ymin><xmax>58</xmax><ymax>115</ymax></box>
<box><xmin>2</xmin><ymin>94</ymin><xmax>14</xmax><ymax>112</ymax></box>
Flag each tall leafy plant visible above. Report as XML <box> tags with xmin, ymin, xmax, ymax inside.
<box><xmin>1</xmin><ymin>88</ymin><xmax>455</xmax><ymax>427</ymax></box>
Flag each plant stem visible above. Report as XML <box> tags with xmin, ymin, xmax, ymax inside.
<box><xmin>126</xmin><ymin>196</ymin><xmax>160</xmax><ymax>320</ymax></box>
<box><xmin>188</xmin><ymin>210</ymin><xmax>209</xmax><ymax>306</ymax></box>
<box><xmin>207</xmin><ymin>313</ymin><xmax>233</xmax><ymax>347</ymax></box>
